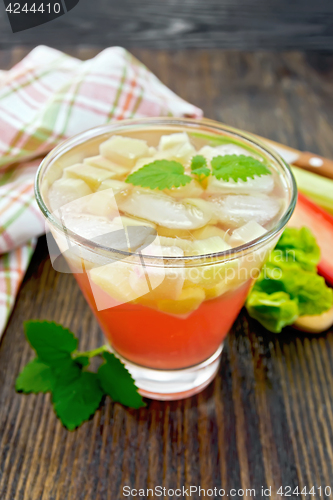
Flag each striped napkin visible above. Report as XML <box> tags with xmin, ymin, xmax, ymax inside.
<box><xmin>0</xmin><ymin>45</ymin><xmax>202</xmax><ymax>337</ymax></box>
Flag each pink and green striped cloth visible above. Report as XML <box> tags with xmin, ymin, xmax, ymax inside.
<box><xmin>0</xmin><ymin>45</ymin><xmax>202</xmax><ymax>337</ymax></box>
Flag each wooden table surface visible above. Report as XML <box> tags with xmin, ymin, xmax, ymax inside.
<box><xmin>1</xmin><ymin>0</ymin><xmax>333</xmax><ymax>51</ymax></box>
<box><xmin>1</xmin><ymin>48</ymin><xmax>333</xmax><ymax>500</ymax></box>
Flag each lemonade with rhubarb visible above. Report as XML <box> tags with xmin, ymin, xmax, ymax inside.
<box><xmin>36</xmin><ymin>118</ymin><xmax>296</xmax><ymax>400</ymax></box>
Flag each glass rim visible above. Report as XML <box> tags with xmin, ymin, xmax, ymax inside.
<box><xmin>35</xmin><ymin>117</ymin><xmax>297</xmax><ymax>266</ymax></box>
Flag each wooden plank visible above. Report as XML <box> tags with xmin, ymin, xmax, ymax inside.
<box><xmin>0</xmin><ymin>48</ymin><xmax>333</xmax><ymax>499</ymax></box>
<box><xmin>0</xmin><ymin>0</ymin><xmax>333</xmax><ymax>50</ymax></box>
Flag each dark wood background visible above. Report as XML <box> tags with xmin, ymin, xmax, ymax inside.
<box><xmin>0</xmin><ymin>48</ymin><xmax>333</xmax><ymax>500</ymax></box>
<box><xmin>1</xmin><ymin>0</ymin><xmax>333</xmax><ymax>50</ymax></box>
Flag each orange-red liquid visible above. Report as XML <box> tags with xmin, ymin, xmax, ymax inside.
<box><xmin>74</xmin><ymin>271</ymin><xmax>252</xmax><ymax>369</ymax></box>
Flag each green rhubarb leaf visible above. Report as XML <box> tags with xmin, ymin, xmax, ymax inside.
<box><xmin>261</xmin><ymin>257</ymin><xmax>333</xmax><ymax>316</ymax></box>
<box><xmin>246</xmin><ymin>291</ymin><xmax>299</xmax><ymax>333</ymax></box>
<box><xmin>98</xmin><ymin>352</ymin><xmax>145</xmax><ymax>409</ymax></box>
<box><xmin>246</xmin><ymin>227</ymin><xmax>333</xmax><ymax>332</ymax></box>
<box><xmin>275</xmin><ymin>226</ymin><xmax>320</xmax><ymax>272</ymax></box>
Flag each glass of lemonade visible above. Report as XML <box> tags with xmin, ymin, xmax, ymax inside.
<box><xmin>35</xmin><ymin>118</ymin><xmax>296</xmax><ymax>400</ymax></box>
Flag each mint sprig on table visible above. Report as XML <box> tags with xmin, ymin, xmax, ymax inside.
<box><xmin>125</xmin><ymin>154</ymin><xmax>271</xmax><ymax>190</ymax></box>
<box><xmin>16</xmin><ymin>321</ymin><xmax>145</xmax><ymax>430</ymax></box>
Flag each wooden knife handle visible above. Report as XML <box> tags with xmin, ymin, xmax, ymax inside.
<box><xmin>293</xmin><ymin>152</ymin><xmax>333</xmax><ymax>180</ymax></box>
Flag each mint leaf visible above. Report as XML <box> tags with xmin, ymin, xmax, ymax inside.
<box><xmin>126</xmin><ymin>160</ymin><xmax>192</xmax><ymax>190</ymax></box>
<box><xmin>74</xmin><ymin>355</ymin><xmax>90</xmax><ymax>368</ymax></box>
<box><xmin>98</xmin><ymin>352</ymin><xmax>145</xmax><ymax>409</ymax></box>
<box><xmin>52</xmin><ymin>372</ymin><xmax>104</xmax><ymax>430</ymax></box>
<box><xmin>211</xmin><ymin>154</ymin><xmax>271</xmax><ymax>182</ymax></box>
<box><xmin>17</xmin><ymin>321</ymin><xmax>146</xmax><ymax>430</ymax></box>
<box><xmin>16</xmin><ymin>358</ymin><xmax>56</xmax><ymax>393</ymax></box>
<box><xmin>191</xmin><ymin>155</ymin><xmax>210</xmax><ymax>179</ymax></box>
<box><xmin>24</xmin><ymin>321</ymin><xmax>77</xmax><ymax>366</ymax></box>
<box><xmin>55</xmin><ymin>359</ymin><xmax>82</xmax><ymax>384</ymax></box>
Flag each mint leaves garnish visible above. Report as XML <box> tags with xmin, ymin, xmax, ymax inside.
<box><xmin>125</xmin><ymin>154</ymin><xmax>271</xmax><ymax>191</ymax></box>
<box><xmin>190</xmin><ymin>155</ymin><xmax>210</xmax><ymax>180</ymax></box>
<box><xmin>126</xmin><ymin>160</ymin><xmax>192</xmax><ymax>190</ymax></box>
<box><xmin>211</xmin><ymin>155</ymin><xmax>271</xmax><ymax>182</ymax></box>
<box><xmin>16</xmin><ymin>321</ymin><xmax>145</xmax><ymax>430</ymax></box>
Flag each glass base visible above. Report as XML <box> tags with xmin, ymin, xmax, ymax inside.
<box><xmin>109</xmin><ymin>344</ymin><xmax>223</xmax><ymax>401</ymax></box>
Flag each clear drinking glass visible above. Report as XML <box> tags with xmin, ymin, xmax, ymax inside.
<box><xmin>35</xmin><ymin>118</ymin><xmax>297</xmax><ymax>400</ymax></box>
